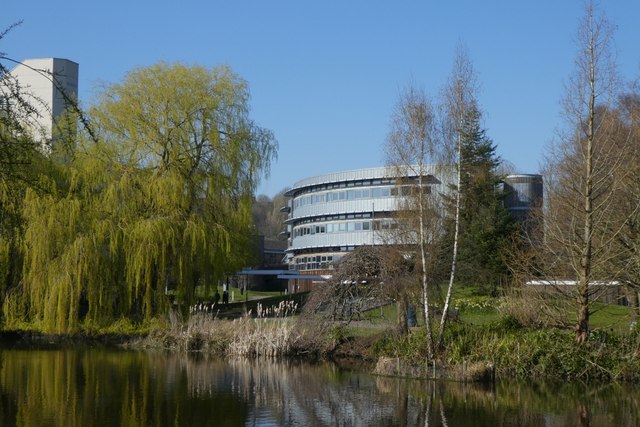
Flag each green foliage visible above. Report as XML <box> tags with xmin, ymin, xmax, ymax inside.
<box><xmin>1</xmin><ymin>62</ymin><xmax>277</xmax><ymax>333</ymax></box>
<box><xmin>328</xmin><ymin>324</ymin><xmax>347</xmax><ymax>345</ymax></box>
<box><xmin>442</xmin><ymin>318</ymin><xmax>640</xmax><ymax>381</ymax></box>
<box><xmin>440</xmin><ymin>107</ymin><xmax>515</xmax><ymax>290</ymax></box>
<box><xmin>371</xmin><ymin>305</ymin><xmax>640</xmax><ymax>382</ymax></box>
<box><xmin>372</xmin><ymin>327</ymin><xmax>430</xmax><ymax>361</ymax></box>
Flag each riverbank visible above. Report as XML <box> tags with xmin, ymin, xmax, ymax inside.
<box><xmin>2</xmin><ymin>306</ymin><xmax>640</xmax><ymax>384</ymax></box>
<box><xmin>0</xmin><ymin>329</ymin><xmax>142</xmax><ymax>348</ymax></box>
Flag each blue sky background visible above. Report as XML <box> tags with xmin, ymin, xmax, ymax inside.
<box><xmin>3</xmin><ymin>1</ymin><xmax>639</xmax><ymax>197</ymax></box>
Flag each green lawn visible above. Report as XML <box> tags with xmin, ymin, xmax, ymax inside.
<box><xmin>360</xmin><ymin>287</ymin><xmax>635</xmax><ymax>335</ymax></box>
<box><xmin>574</xmin><ymin>302</ymin><xmax>632</xmax><ymax>333</ymax></box>
<box><xmin>194</xmin><ymin>283</ymin><xmax>635</xmax><ymax>336</ymax></box>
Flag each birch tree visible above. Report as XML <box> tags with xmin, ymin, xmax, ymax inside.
<box><xmin>436</xmin><ymin>46</ymin><xmax>480</xmax><ymax>349</ymax></box>
<box><xmin>385</xmin><ymin>85</ymin><xmax>443</xmax><ymax>357</ymax></box>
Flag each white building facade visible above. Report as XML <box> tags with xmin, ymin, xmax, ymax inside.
<box><xmin>282</xmin><ymin>167</ymin><xmax>542</xmax><ymax>291</ymax></box>
<box><xmin>8</xmin><ymin>58</ymin><xmax>78</xmax><ymax>147</ymax></box>
<box><xmin>282</xmin><ymin>166</ymin><xmax>452</xmax><ymax>281</ymax></box>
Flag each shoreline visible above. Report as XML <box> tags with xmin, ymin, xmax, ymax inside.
<box><xmin>2</xmin><ymin>319</ymin><xmax>639</xmax><ymax>384</ymax></box>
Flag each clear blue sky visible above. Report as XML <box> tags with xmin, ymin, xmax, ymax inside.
<box><xmin>3</xmin><ymin>1</ymin><xmax>639</xmax><ymax>197</ymax></box>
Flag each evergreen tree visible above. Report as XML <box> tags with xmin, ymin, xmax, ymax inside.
<box><xmin>441</xmin><ymin>106</ymin><xmax>514</xmax><ymax>291</ymax></box>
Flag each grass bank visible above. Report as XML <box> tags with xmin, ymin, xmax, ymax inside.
<box><xmin>367</xmin><ymin>290</ymin><xmax>640</xmax><ymax>383</ymax></box>
<box><xmin>4</xmin><ymin>287</ymin><xmax>640</xmax><ymax>384</ymax></box>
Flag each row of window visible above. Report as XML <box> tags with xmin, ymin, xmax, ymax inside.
<box><xmin>293</xmin><ymin>221</ymin><xmax>371</xmax><ymax>237</ymax></box>
<box><xmin>295</xmin><ymin>187</ymin><xmax>389</xmax><ymax>208</ymax></box>
<box><xmin>293</xmin><ymin>246</ymin><xmax>356</xmax><ymax>256</ymax></box>
<box><xmin>294</xmin><ymin>254</ymin><xmax>334</xmax><ymax>271</ymax></box>
<box><xmin>293</xmin><ymin>219</ymin><xmax>400</xmax><ymax>238</ymax></box>
<box><xmin>294</xmin><ymin>185</ymin><xmax>432</xmax><ymax>209</ymax></box>
<box><xmin>294</xmin><ymin>178</ymin><xmax>398</xmax><ymax>198</ymax></box>
<box><xmin>295</xmin><ymin>212</ymin><xmax>372</xmax><ymax>226</ymax></box>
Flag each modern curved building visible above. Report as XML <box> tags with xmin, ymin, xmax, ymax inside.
<box><xmin>281</xmin><ymin>166</ymin><xmax>453</xmax><ymax>288</ymax></box>
<box><xmin>281</xmin><ymin>168</ymin><xmax>543</xmax><ymax>291</ymax></box>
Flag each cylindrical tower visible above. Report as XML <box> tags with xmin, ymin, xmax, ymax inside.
<box><xmin>502</xmin><ymin>174</ymin><xmax>543</xmax><ymax>222</ymax></box>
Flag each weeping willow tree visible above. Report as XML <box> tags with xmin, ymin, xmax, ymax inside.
<box><xmin>0</xmin><ymin>24</ymin><xmax>53</xmax><ymax>325</ymax></box>
<box><xmin>4</xmin><ymin>63</ymin><xmax>277</xmax><ymax>332</ymax></box>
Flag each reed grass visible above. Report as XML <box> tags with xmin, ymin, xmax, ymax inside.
<box><xmin>143</xmin><ymin>300</ymin><xmax>305</xmax><ymax>357</ymax></box>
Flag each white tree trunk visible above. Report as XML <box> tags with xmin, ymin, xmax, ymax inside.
<box><xmin>438</xmin><ymin>131</ymin><xmax>462</xmax><ymax>348</ymax></box>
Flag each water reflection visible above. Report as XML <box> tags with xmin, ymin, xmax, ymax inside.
<box><xmin>0</xmin><ymin>347</ymin><xmax>638</xmax><ymax>426</ymax></box>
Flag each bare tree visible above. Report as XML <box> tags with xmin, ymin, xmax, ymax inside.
<box><xmin>252</xmin><ymin>189</ymin><xmax>289</xmax><ymax>240</ymax></box>
<box><xmin>540</xmin><ymin>2</ymin><xmax>631</xmax><ymax>343</ymax></box>
<box><xmin>436</xmin><ymin>45</ymin><xmax>481</xmax><ymax>349</ymax></box>
<box><xmin>385</xmin><ymin>84</ymin><xmax>445</xmax><ymax>358</ymax></box>
<box><xmin>607</xmin><ymin>92</ymin><xmax>640</xmax><ymax>322</ymax></box>
<box><xmin>304</xmin><ymin>246</ymin><xmax>387</xmax><ymax>323</ymax></box>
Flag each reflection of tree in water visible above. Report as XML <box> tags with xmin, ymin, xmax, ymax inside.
<box><xmin>184</xmin><ymin>356</ymin><xmax>406</xmax><ymax>426</ymax></box>
<box><xmin>1</xmin><ymin>349</ymin><xmax>640</xmax><ymax>426</ymax></box>
<box><xmin>181</xmin><ymin>356</ymin><xmax>640</xmax><ymax>426</ymax></box>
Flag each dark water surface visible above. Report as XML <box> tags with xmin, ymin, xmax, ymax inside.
<box><xmin>0</xmin><ymin>347</ymin><xmax>638</xmax><ymax>426</ymax></box>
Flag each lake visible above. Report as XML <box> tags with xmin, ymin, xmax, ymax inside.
<box><xmin>0</xmin><ymin>347</ymin><xmax>637</xmax><ymax>426</ymax></box>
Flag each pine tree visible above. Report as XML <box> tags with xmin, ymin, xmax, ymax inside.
<box><xmin>441</xmin><ymin>106</ymin><xmax>514</xmax><ymax>292</ymax></box>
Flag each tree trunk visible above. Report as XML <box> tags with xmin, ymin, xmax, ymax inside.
<box><xmin>575</xmin><ymin>14</ymin><xmax>597</xmax><ymax>344</ymax></box>
<box><xmin>576</xmin><ymin>286</ymin><xmax>590</xmax><ymax>344</ymax></box>
<box><xmin>419</xmin><ymin>174</ymin><xmax>435</xmax><ymax>358</ymax></box>
<box><xmin>630</xmin><ymin>287</ymin><xmax>640</xmax><ymax>323</ymax></box>
<box><xmin>437</xmin><ymin>127</ymin><xmax>462</xmax><ymax>350</ymax></box>
<box><xmin>396</xmin><ymin>294</ymin><xmax>408</xmax><ymax>335</ymax></box>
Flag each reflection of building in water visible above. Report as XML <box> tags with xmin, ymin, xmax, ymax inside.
<box><xmin>2</xmin><ymin>348</ymin><xmax>631</xmax><ymax>425</ymax></box>
<box><xmin>183</xmin><ymin>356</ymin><xmax>409</xmax><ymax>426</ymax></box>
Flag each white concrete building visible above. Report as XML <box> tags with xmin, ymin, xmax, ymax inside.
<box><xmin>282</xmin><ymin>166</ymin><xmax>453</xmax><ymax>286</ymax></box>
<box><xmin>8</xmin><ymin>58</ymin><xmax>78</xmax><ymax>148</ymax></box>
<box><xmin>281</xmin><ymin>167</ymin><xmax>542</xmax><ymax>292</ymax></box>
